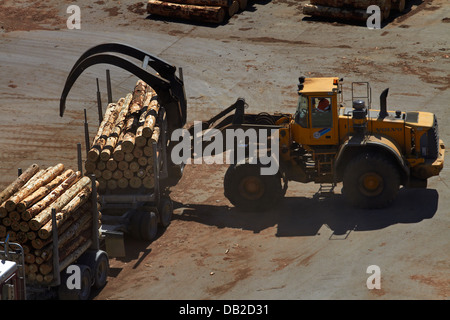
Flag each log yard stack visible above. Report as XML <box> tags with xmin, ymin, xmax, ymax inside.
<box><xmin>0</xmin><ymin>163</ymin><xmax>101</xmax><ymax>285</ymax></box>
<box><xmin>147</xmin><ymin>0</ymin><xmax>249</xmax><ymax>24</ymax></box>
<box><xmin>84</xmin><ymin>80</ymin><xmax>161</xmax><ymax>193</ymax></box>
<box><xmin>302</xmin><ymin>0</ymin><xmax>408</xmax><ymax>24</ymax></box>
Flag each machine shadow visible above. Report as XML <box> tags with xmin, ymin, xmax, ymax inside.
<box><xmin>173</xmin><ymin>188</ymin><xmax>439</xmax><ymax>237</ymax></box>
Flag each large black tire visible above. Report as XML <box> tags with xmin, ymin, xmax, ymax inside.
<box><xmin>343</xmin><ymin>152</ymin><xmax>400</xmax><ymax>209</ymax></box>
<box><xmin>77</xmin><ymin>250</ymin><xmax>109</xmax><ymax>289</ymax></box>
<box><xmin>158</xmin><ymin>196</ymin><xmax>173</xmax><ymax>228</ymax></box>
<box><xmin>224</xmin><ymin>163</ymin><xmax>284</xmax><ymax>212</ymax></box>
<box><xmin>140</xmin><ymin>211</ymin><xmax>158</xmax><ymax>241</ymax></box>
<box><xmin>58</xmin><ymin>264</ymin><xmax>92</xmax><ymax>300</ymax></box>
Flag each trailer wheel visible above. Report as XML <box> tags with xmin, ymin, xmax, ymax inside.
<box><xmin>343</xmin><ymin>152</ymin><xmax>400</xmax><ymax>209</ymax></box>
<box><xmin>140</xmin><ymin>211</ymin><xmax>158</xmax><ymax>241</ymax></box>
<box><xmin>224</xmin><ymin>163</ymin><xmax>284</xmax><ymax>212</ymax></box>
<box><xmin>58</xmin><ymin>264</ymin><xmax>92</xmax><ymax>300</ymax></box>
<box><xmin>77</xmin><ymin>250</ymin><xmax>109</xmax><ymax>289</ymax></box>
<box><xmin>158</xmin><ymin>196</ymin><xmax>173</xmax><ymax>228</ymax></box>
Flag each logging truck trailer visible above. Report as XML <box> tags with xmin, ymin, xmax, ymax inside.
<box><xmin>91</xmin><ymin>104</ymin><xmax>175</xmax><ymax>247</ymax></box>
<box><xmin>189</xmin><ymin>77</ymin><xmax>445</xmax><ymax>210</ymax></box>
<box><xmin>60</xmin><ymin>44</ymin><xmax>186</xmax><ymax>252</ymax></box>
<box><xmin>0</xmin><ymin>175</ymin><xmax>109</xmax><ymax>300</ymax></box>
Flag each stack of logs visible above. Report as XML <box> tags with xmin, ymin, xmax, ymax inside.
<box><xmin>303</xmin><ymin>0</ymin><xmax>408</xmax><ymax>23</ymax></box>
<box><xmin>147</xmin><ymin>0</ymin><xmax>249</xmax><ymax>24</ymax></box>
<box><xmin>84</xmin><ymin>80</ymin><xmax>160</xmax><ymax>193</ymax></box>
<box><xmin>0</xmin><ymin>163</ymin><xmax>100</xmax><ymax>285</ymax></box>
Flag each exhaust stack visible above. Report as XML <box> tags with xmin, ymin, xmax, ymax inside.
<box><xmin>379</xmin><ymin>88</ymin><xmax>389</xmax><ymax>118</ymax></box>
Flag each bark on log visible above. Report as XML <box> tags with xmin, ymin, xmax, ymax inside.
<box><xmin>130</xmin><ymin>80</ymin><xmax>148</xmax><ymax>114</ymax></box>
<box><xmin>17</xmin><ymin>169</ymin><xmax>74</xmax><ymax>214</ymax></box>
<box><xmin>59</xmin><ymin>239</ymin><xmax>92</xmax><ymax>272</ymax></box>
<box><xmin>303</xmin><ymin>4</ymin><xmax>376</xmax><ymax>22</ymax></box>
<box><xmin>135</xmin><ymin>89</ymin><xmax>155</xmax><ymax>146</ymax></box>
<box><xmin>147</xmin><ymin>0</ymin><xmax>226</xmax><ymax>24</ymax></box>
<box><xmin>142</xmin><ymin>97</ymin><xmax>160</xmax><ymax>138</ymax></box>
<box><xmin>155</xmin><ymin>0</ymin><xmax>232</xmax><ymax>7</ymax></box>
<box><xmin>5</xmin><ymin>169</ymin><xmax>47</xmax><ymax>212</ymax></box>
<box><xmin>87</xmin><ymin>102</ymin><xmax>121</xmax><ymax>162</ymax></box>
<box><xmin>120</xmin><ymin>83</ymin><xmax>148</xmax><ymax>153</ymax></box>
<box><xmin>29</xmin><ymin>176</ymin><xmax>90</xmax><ymax>231</ymax></box>
<box><xmin>40</xmin><ymin>211</ymin><xmax>92</xmax><ymax>261</ymax></box>
<box><xmin>88</xmin><ymin>102</ymin><xmax>119</xmax><ymax>153</ymax></box>
<box><xmin>25</xmin><ymin>171</ymin><xmax>81</xmax><ymax>222</ymax></box>
<box><xmin>37</xmin><ymin>186</ymin><xmax>93</xmax><ymax>239</ymax></box>
<box><xmin>121</xmin><ymin>127</ymin><xmax>138</xmax><ymax>153</ymax></box>
<box><xmin>0</xmin><ymin>164</ymin><xmax>40</xmax><ymax>217</ymax></box>
<box><xmin>112</xmin><ymin>131</ymin><xmax>126</xmax><ymax>162</ymax></box>
<box><xmin>309</xmin><ymin>0</ymin><xmax>388</xmax><ymax>10</ymax></box>
<box><xmin>151</xmin><ymin>126</ymin><xmax>161</xmax><ymax>144</ymax></box>
<box><xmin>134</xmin><ymin>128</ymin><xmax>148</xmax><ymax>148</ymax></box>
<box><xmin>101</xmin><ymin>94</ymin><xmax>133</xmax><ymax>161</ymax></box>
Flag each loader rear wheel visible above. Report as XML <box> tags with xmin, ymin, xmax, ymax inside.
<box><xmin>343</xmin><ymin>152</ymin><xmax>400</xmax><ymax>209</ymax></box>
<box><xmin>224</xmin><ymin>163</ymin><xmax>284</xmax><ymax>212</ymax></box>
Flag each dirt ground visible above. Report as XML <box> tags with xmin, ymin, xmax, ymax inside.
<box><xmin>0</xmin><ymin>0</ymin><xmax>449</xmax><ymax>300</ymax></box>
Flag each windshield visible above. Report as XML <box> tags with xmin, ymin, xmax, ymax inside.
<box><xmin>295</xmin><ymin>94</ymin><xmax>309</xmax><ymax>128</ymax></box>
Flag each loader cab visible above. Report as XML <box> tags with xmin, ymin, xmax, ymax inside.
<box><xmin>293</xmin><ymin>77</ymin><xmax>340</xmax><ymax>146</ymax></box>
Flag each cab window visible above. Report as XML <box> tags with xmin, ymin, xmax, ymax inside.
<box><xmin>311</xmin><ymin>97</ymin><xmax>332</xmax><ymax>128</ymax></box>
<box><xmin>295</xmin><ymin>94</ymin><xmax>309</xmax><ymax>128</ymax></box>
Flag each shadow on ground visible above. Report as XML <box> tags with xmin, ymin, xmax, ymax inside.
<box><xmin>173</xmin><ymin>187</ymin><xmax>439</xmax><ymax>237</ymax></box>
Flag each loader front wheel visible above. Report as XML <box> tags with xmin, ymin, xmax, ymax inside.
<box><xmin>343</xmin><ymin>152</ymin><xmax>400</xmax><ymax>209</ymax></box>
<box><xmin>224</xmin><ymin>163</ymin><xmax>284</xmax><ymax>212</ymax></box>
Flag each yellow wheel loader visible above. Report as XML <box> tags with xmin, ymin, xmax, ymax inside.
<box><xmin>193</xmin><ymin>77</ymin><xmax>445</xmax><ymax>210</ymax></box>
